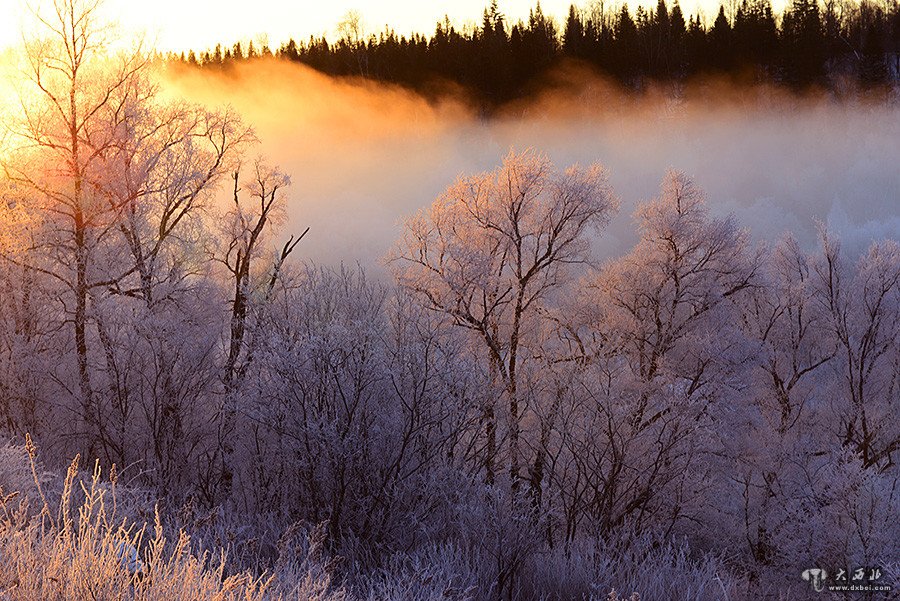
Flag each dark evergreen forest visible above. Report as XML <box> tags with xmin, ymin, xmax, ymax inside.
<box><xmin>174</xmin><ymin>0</ymin><xmax>900</xmax><ymax>103</ymax></box>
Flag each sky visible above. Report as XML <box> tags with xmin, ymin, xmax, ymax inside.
<box><xmin>0</xmin><ymin>0</ymin><xmax>749</xmax><ymax>53</ymax></box>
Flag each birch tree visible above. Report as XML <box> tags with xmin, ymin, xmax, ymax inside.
<box><xmin>2</xmin><ymin>0</ymin><xmax>251</xmax><ymax>462</ymax></box>
<box><xmin>564</xmin><ymin>170</ymin><xmax>758</xmax><ymax>537</ymax></box>
<box><xmin>391</xmin><ymin>149</ymin><xmax>617</xmax><ymax>491</ymax></box>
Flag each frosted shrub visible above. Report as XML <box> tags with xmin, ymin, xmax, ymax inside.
<box><xmin>511</xmin><ymin>533</ymin><xmax>747</xmax><ymax>601</ymax></box>
<box><xmin>266</xmin><ymin>522</ymin><xmax>347</xmax><ymax>601</ymax></box>
<box><xmin>362</xmin><ymin>543</ymin><xmax>478</xmax><ymax>601</ymax></box>
<box><xmin>235</xmin><ymin>265</ymin><xmax>481</xmax><ymax>563</ymax></box>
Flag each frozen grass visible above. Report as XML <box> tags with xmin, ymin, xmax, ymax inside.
<box><xmin>0</xmin><ymin>439</ymin><xmax>871</xmax><ymax>600</ymax></box>
<box><xmin>0</xmin><ymin>440</ymin><xmax>348</xmax><ymax>601</ymax></box>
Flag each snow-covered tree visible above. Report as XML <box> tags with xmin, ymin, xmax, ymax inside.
<box><xmin>391</xmin><ymin>149</ymin><xmax>617</xmax><ymax>491</ymax></box>
<box><xmin>549</xmin><ymin>170</ymin><xmax>758</xmax><ymax>539</ymax></box>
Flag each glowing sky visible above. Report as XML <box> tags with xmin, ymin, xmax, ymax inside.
<box><xmin>0</xmin><ymin>0</ymin><xmax>746</xmax><ymax>53</ymax></box>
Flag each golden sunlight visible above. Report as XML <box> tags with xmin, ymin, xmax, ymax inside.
<box><xmin>0</xmin><ymin>52</ymin><xmax>18</xmax><ymax>155</ymax></box>
<box><xmin>0</xmin><ymin>0</ymin><xmax>750</xmax><ymax>54</ymax></box>
<box><xmin>0</xmin><ymin>9</ymin><xmax>19</xmax><ymax>51</ymax></box>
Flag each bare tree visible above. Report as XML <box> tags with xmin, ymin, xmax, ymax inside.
<box><xmin>815</xmin><ymin>232</ymin><xmax>900</xmax><ymax>469</ymax></box>
<box><xmin>337</xmin><ymin>10</ymin><xmax>368</xmax><ymax>76</ymax></box>
<box><xmin>563</xmin><ymin>170</ymin><xmax>758</xmax><ymax>537</ymax></box>
<box><xmin>2</xmin><ymin>0</ymin><xmax>252</xmax><ymax>467</ymax></box>
<box><xmin>107</xmin><ymin>103</ymin><xmax>252</xmax><ymax>307</ymax></box>
<box><xmin>391</xmin><ymin>149</ymin><xmax>617</xmax><ymax>491</ymax></box>
<box><xmin>218</xmin><ymin>161</ymin><xmax>304</xmax><ymax>387</ymax></box>
<box><xmin>730</xmin><ymin>236</ymin><xmax>835</xmax><ymax>566</ymax></box>
<box><xmin>211</xmin><ymin>161</ymin><xmax>304</xmax><ymax>499</ymax></box>
<box><xmin>1</xmin><ymin>0</ymin><xmax>151</xmax><ymax>453</ymax></box>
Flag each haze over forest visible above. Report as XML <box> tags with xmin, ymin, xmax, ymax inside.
<box><xmin>0</xmin><ymin>0</ymin><xmax>898</xmax><ymax>600</ymax></box>
<box><xmin>160</xmin><ymin>0</ymin><xmax>900</xmax><ymax>270</ymax></box>
<box><xmin>165</xmin><ymin>59</ymin><xmax>900</xmax><ymax>272</ymax></box>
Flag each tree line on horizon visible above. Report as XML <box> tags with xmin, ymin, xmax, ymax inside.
<box><xmin>173</xmin><ymin>0</ymin><xmax>900</xmax><ymax>102</ymax></box>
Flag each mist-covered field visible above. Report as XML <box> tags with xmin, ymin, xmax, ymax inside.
<box><xmin>165</xmin><ymin>59</ymin><xmax>900</xmax><ymax>269</ymax></box>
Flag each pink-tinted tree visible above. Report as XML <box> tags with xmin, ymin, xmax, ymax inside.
<box><xmin>391</xmin><ymin>149</ymin><xmax>616</xmax><ymax>492</ymax></box>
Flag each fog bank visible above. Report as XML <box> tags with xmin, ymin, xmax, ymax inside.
<box><xmin>162</xmin><ymin>60</ymin><xmax>900</xmax><ymax>272</ymax></box>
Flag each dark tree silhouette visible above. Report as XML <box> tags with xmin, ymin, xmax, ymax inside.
<box><xmin>782</xmin><ymin>0</ymin><xmax>825</xmax><ymax>84</ymax></box>
<box><xmin>172</xmin><ymin>1</ymin><xmax>900</xmax><ymax>104</ymax></box>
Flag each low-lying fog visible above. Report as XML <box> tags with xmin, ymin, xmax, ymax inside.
<box><xmin>163</xmin><ymin>60</ymin><xmax>900</xmax><ymax>272</ymax></box>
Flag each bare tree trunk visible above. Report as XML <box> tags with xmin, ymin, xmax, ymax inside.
<box><xmin>508</xmin><ymin>295</ymin><xmax>527</xmax><ymax>494</ymax></box>
<box><xmin>485</xmin><ymin>400</ymin><xmax>496</xmax><ymax>485</ymax></box>
<box><xmin>71</xmin><ymin>77</ymin><xmax>94</xmax><ymax>456</ymax></box>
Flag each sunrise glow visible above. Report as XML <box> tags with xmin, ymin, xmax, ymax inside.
<box><xmin>0</xmin><ymin>0</ymin><xmax>777</xmax><ymax>53</ymax></box>
<box><xmin>0</xmin><ymin>1</ymin><xmax>560</xmax><ymax>51</ymax></box>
